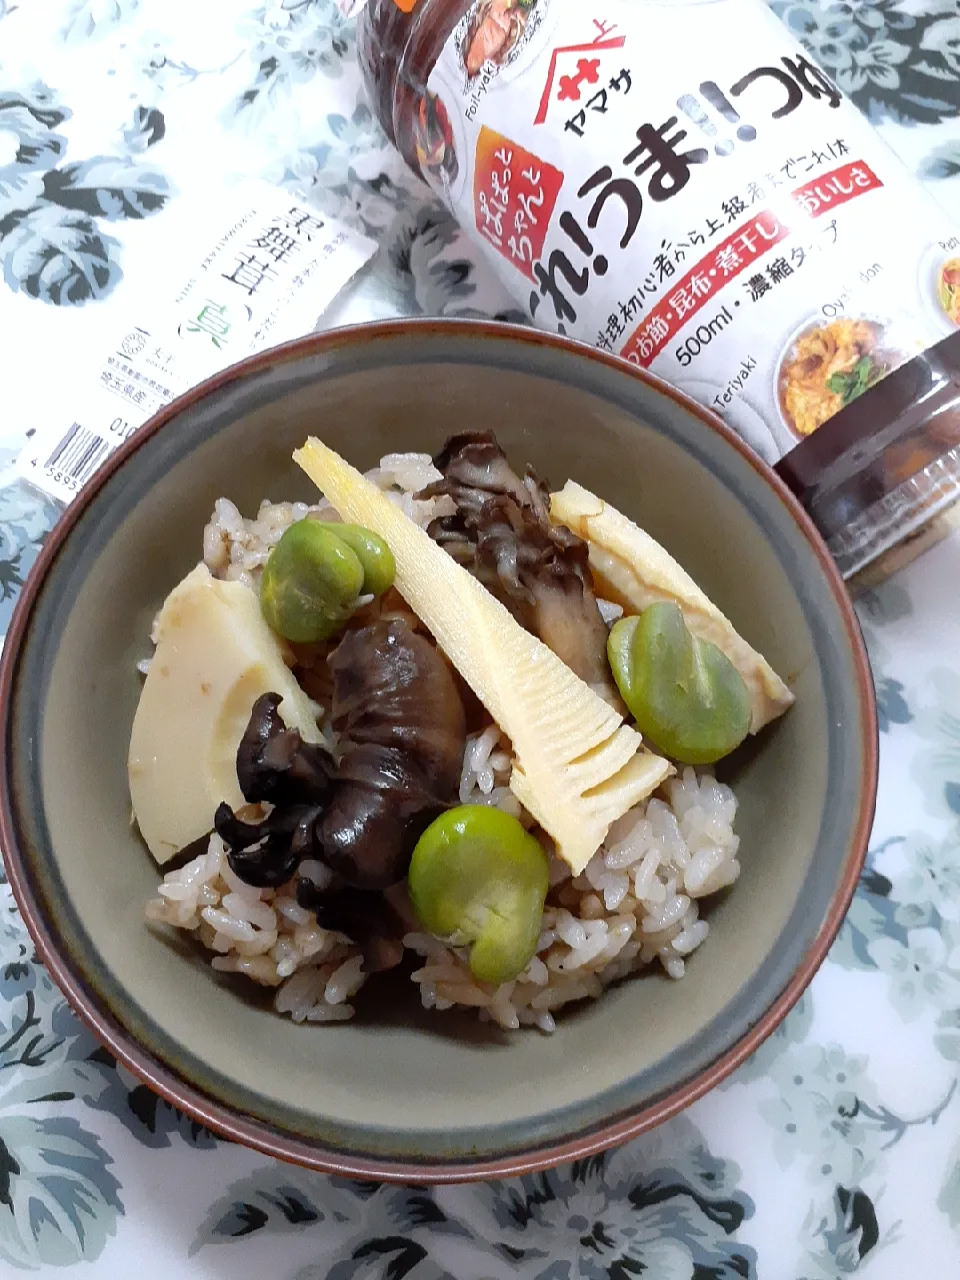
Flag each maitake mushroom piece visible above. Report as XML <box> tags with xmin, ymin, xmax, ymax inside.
<box><xmin>422</xmin><ymin>430</ymin><xmax>620</xmax><ymax>705</ymax></box>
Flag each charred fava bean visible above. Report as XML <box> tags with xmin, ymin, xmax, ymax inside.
<box><xmin>408</xmin><ymin>805</ymin><xmax>549</xmax><ymax>987</ymax></box>
<box><xmin>607</xmin><ymin>601</ymin><xmax>751</xmax><ymax>765</ymax></box>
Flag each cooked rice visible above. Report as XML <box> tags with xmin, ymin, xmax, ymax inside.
<box><xmin>406</xmin><ymin>762</ymin><xmax>738</xmax><ymax>1031</ymax></box>
<box><xmin>145</xmin><ymin>453</ymin><xmax>743</xmax><ymax>1032</ymax></box>
<box><xmin>146</xmin><ymin>836</ymin><xmax>365</xmax><ymax>1022</ymax></box>
<box><xmin>147</xmin><ymin>761</ymin><xmax>738</xmax><ymax>1032</ymax></box>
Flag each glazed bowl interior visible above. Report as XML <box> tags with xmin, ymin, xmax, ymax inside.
<box><xmin>1</xmin><ymin>323</ymin><xmax>875</xmax><ymax>1180</ymax></box>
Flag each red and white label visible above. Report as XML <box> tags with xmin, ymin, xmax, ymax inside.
<box><xmin>425</xmin><ymin>0</ymin><xmax>960</xmax><ymax>465</ymax></box>
<box><xmin>473</xmin><ymin>128</ymin><xmax>564</xmax><ymax>281</ymax></box>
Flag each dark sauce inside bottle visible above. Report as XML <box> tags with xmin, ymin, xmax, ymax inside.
<box><xmin>776</xmin><ymin>329</ymin><xmax>960</xmax><ymax>569</ymax></box>
<box><xmin>357</xmin><ymin>1</ymin><xmax>466</xmax><ymax>178</ymax></box>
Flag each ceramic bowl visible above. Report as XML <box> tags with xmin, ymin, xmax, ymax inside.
<box><xmin>0</xmin><ymin>320</ymin><xmax>877</xmax><ymax>1182</ymax></box>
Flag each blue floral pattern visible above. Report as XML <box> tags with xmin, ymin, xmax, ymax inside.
<box><xmin>60</xmin><ymin>0</ymin><xmax>142</xmax><ymax>45</ymax></box>
<box><xmin>226</xmin><ymin>0</ymin><xmax>355</xmax><ymax>126</ymax></box>
<box><xmin>911</xmin><ymin>669</ymin><xmax>960</xmax><ymax>820</ymax></box>
<box><xmin>771</xmin><ymin>0</ymin><xmax>960</xmax><ymax>124</ymax></box>
<box><xmin>0</xmin><ymin>0</ymin><xmax>959</xmax><ymax>1272</ymax></box>
<box><xmin>0</xmin><ymin>75</ymin><xmax>172</xmax><ymax>305</ymax></box>
<box><xmin>192</xmin><ymin>1120</ymin><xmax>758</xmax><ymax>1279</ymax></box>
<box><xmin>770</xmin><ymin>0</ymin><xmax>960</xmax><ymax>192</ymax></box>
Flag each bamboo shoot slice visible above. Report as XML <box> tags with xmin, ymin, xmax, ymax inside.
<box><xmin>550</xmin><ymin>480</ymin><xmax>794</xmax><ymax>732</ymax></box>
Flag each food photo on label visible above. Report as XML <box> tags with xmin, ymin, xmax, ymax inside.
<box><xmin>356</xmin><ymin>0</ymin><xmax>960</xmax><ymax>579</ymax></box>
<box><xmin>939</xmin><ymin>258</ymin><xmax>960</xmax><ymax>328</ymax></box>
<box><xmin>923</xmin><ymin>242</ymin><xmax>960</xmax><ymax>335</ymax></box>
<box><xmin>461</xmin><ymin>0</ymin><xmax>538</xmax><ymax>78</ymax></box>
<box><xmin>774</xmin><ymin>314</ymin><xmax>914</xmax><ymax>440</ymax></box>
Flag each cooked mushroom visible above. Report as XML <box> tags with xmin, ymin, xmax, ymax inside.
<box><xmin>203</xmin><ymin>694</ymin><xmax>334</xmax><ymax>887</ymax></box>
<box><xmin>421</xmin><ymin>431</ymin><xmax>621</xmax><ymax>704</ymax></box>
<box><xmin>319</xmin><ymin>619</ymin><xmax>467</xmax><ymax>889</ymax></box>
<box><xmin>214</xmin><ymin>800</ymin><xmax>317</xmax><ymax>889</ymax></box>
<box><xmin>209</xmin><ymin>619</ymin><xmax>466</xmax><ymax>896</ymax></box>
<box><xmin>236</xmin><ymin>692</ymin><xmax>334</xmax><ymax>806</ymax></box>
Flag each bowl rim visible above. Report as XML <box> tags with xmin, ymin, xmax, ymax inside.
<box><xmin>0</xmin><ymin>317</ymin><xmax>878</xmax><ymax>1184</ymax></box>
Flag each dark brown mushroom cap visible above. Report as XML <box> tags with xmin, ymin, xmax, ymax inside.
<box><xmin>208</xmin><ymin>618</ymin><xmax>468</xmax><ymax>895</ymax></box>
<box><xmin>236</xmin><ymin>692</ymin><xmax>334</xmax><ymax>807</ymax></box>
<box><xmin>321</xmin><ymin>620</ymin><xmax>467</xmax><ymax>889</ymax></box>
<box><xmin>214</xmin><ymin>800</ymin><xmax>317</xmax><ymax>889</ymax></box>
<box><xmin>319</xmin><ymin>747</ymin><xmax>444</xmax><ymax>891</ymax></box>
<box><xmin>329</xmin><ymin>618</ymin><xmax>466</xmax><ymax>797</ymax></box>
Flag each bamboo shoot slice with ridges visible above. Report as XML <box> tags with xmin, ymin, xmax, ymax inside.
<box><xmin>550</xmin><ymin>480</ymin><xmax>794</xmax><ymax>733</ymax></box>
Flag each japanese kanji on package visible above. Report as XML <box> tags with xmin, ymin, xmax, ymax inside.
<box><xmin>17</xmin><ymin>184</ymin><xmax>376</xmax><ymax>505</ymax></box>
<box><xmin>354</xmin><ymin>0</ymin><xmax>960</xmax><ymax>578</ymax></box>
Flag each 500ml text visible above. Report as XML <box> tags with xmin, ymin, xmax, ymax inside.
<box><xmin>674</xmin><ymin>304</ymin><xmax>734</xmax><ymax>367</ymax></box>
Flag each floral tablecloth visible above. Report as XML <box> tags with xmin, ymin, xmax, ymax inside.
<box><xmin>1</xmin><ymin>1</ymin><xmax>960</xmax><ymax>1275</ymax></box>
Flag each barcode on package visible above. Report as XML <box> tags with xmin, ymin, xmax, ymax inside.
<box><xmin>43</xmin><ymin>424</ymin><xmax>112</xmax><ymax>493</ymax></box>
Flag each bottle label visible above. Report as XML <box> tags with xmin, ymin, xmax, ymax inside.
<box><xmin>421</xmin><ymin>0</ymin><xmax>960</xmax><ymax>466</ymax></box>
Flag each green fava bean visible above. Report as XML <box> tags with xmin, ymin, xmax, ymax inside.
<box><xmin>328</xmin><ymin>524</ymin><xmax>396</xmax><ymax>598</ymax></box>
<box><xmin>607</xmin><ymin>602</ymin><xmax>751</xmax><ymax>765</ymax></box>
<box><xmin>260</xmin><ymin>519</ymin><xmax>365</xmax><ymax>644</ymax></box>
<box><xmin>408</xmin><ymin>805</ymin><xmax>549</xmax><ymax>988</ymax></box>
